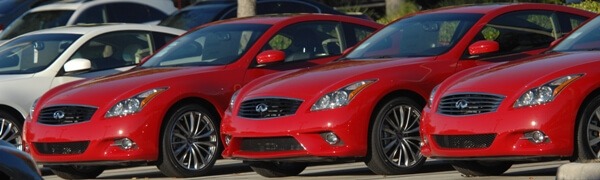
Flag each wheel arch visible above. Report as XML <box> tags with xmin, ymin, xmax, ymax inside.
<box><xmin>572</xmin><ymin>88</ymin><xmax>600</xmax><ymax>159</ymax></box>
<box><xmin>0</xmin><ymin>105</ymin><xmax>25</xmax><ymax>123</ymax></box>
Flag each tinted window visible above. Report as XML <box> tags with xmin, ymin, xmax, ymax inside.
<box><xmin>557</xmin><ymin>12</ymin><xmax>588</xmax><ymax>36</ymax></box>
<box><xmin>71</xmin><ymin>32</ymin><xmax>152</xmax><ymax>71</ymax></box>
<box><xmin>159</xmin><ymin>7</ymin><xmax>221</xmax><ymax>30</ymax></box>
<box><xmin>264</xmin><ymin>21</ymin><xmax>343</xmax><ymax>62</ymax></box>
<box><xmin>343</xmin><ymin>23</ymin><xmax>377</xmax><ymax>48</ymax></box>
<box><xmin>142</xmin><ymin>24</ymin><xmax>270</xmax><ymax>67</ymax></box>
<box><xmin>74</xmin><ymin>5</ymin><xmax>105</xmax><ymax>24</ymax></box>
<box><xmin>0</xmin><ymin>34</ymin><xmax>80</xmax><ymax>74</ymax></box>
<box><xmin>257</xmin><ymin>2</ymin><xmax>319</xmax><ymax>14</ymax></box>
<box><xmin>152</xmin><ymin>32</ymin><xmax>179</xmax><ymax>50</ymax></box>
<box><xmin>475</xmin><ymin>11</ymin><xmax>556</xmax><ymax>55</ymax></box>
<box><xmin>106</xmin><ymin>3</ymin><xmax>167</xmax><ymax>23</ymax></box>
<box><xmin>347</xmin><ymin>13</ymin><xmax>482</xmax><ymax>59</ymax></box>
<box><xmin>0</xmin><ymin>10</ymin><xmax>74</xmax><ymax>40</ymax></box>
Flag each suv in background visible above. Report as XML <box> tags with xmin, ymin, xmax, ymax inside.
<box><xmin>0</xmin><ymin>0</ymin><xmax>177</xmax><ymax>41</ymax></box>
<box><xmin>160</xmin><ymin>0</ymin><xmax>369</xmax><ymax>30</ymax></box>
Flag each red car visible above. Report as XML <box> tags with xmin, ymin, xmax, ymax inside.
<box><xmin>420</xmin><ymin>15</ymin><xmax>600</xmax><ymax>176</ymax></box>
<box><xmin>23</xmin><ymin>14</ymin><xmax>381</xmax><ymax>179</ymax></box>
<box><xmin>221</xmin><ymin>3</ymin><xmax>595</xmax><ymax>177</ymax></box>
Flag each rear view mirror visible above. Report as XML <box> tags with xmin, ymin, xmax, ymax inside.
<box><xmin>257</xmin><ymin>50</ymin><xmax>285</xmax><ymax>64</ymax></box>
<box><xmin>64</xmin><ymin>58</ymin><xmax>91</xmax><ymax>73</ymax></box>
<box><xmin>468</xmin><ymin>40</ymin><xmax>499</xmax><ymax>56</ymax></box>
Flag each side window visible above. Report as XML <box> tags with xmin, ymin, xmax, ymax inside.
<box><xmin>475</xmin><ymin>10</ymin><xmax>556</xmax><ymax>55</ymax></box>
<box><xmin>74</xmin><ymin>5</ymin><xmax>106</xmax><ymax>24</ymax></box>
<box><xmin>152</xmin><ymin>32</ymin><xmax>178</xmax><ymax>50</ymax></box>
<box><xmin>257</xmin><ymin>2</ymin><xmax>320</xmax><ymax>14</ymax></box>
<box><xmin>70</xmin><ymin>31</ymin><xmax>152</xmax><ymax>71</ymax></box>
<box><xmin>263</xmin><ymin>21</ymin><xmax>343</xmax><ymax>62</ymax></box>
<box><xmin>106</xmin><ymin>3</ymin><xmax>167</xmax><ymax>23</ymax></box>
<box><xmin>343</xmin><ymin>23</ymin><xmax>377</xmax><ymax>48</ymax></box>
<box><xmin>557</xmin><ymin>12</ymin><xmax>589</xmax><ymax>36</ymax></box>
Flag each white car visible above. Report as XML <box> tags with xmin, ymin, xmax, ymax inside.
<box><xmin>0</xmin><ymin>24</ymin><xmax>184</xmax><ymax>149</ymax></box>
<box><xmin>0</xmin><ymin>0</ymin><xmax>177</xmax><ymax>41</ymax></box>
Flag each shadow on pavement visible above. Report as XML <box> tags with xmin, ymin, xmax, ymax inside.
<box><xmin>96</xmin><ymin>163</ymin><xmax>252</xmax><ymax>179</ymax></box>
<box><xmin>300</xmin><ymin>161</ymin><xmax>455</xmax><ymax>177</ymax></box>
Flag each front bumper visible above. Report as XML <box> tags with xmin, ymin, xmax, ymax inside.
<box><xmin>221</xmin><ymin>104</ymin><xmax>372</xmax><ymax>161</ymax></box>
<box><xmin>420</xmin><ymin>99</ymin><xmax>578</xmax><ymax>160</ymax></box>
<box><xmin>23</xmin><ymin>111</ymin><xmax>163</xmax><ymax>165</ymax></box>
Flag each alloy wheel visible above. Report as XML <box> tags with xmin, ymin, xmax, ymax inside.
<box><xmin>586</xmin><ymin>106</ymin><xmax>600</xmax><ymax>158</ymax></box>
<box><xmin>0</xmin><ymin>118</ymin><xmax>21</xmax><ymax>150</ymax></box>
<box><xmin>379</xmin><ymin>104</ymin><xmax>422</xmax><ymax>167</ymax></box>
<box><xmin>169</xmin><ymin>111</ymin><xmax>217</xmax><ymax>170</ymax></box>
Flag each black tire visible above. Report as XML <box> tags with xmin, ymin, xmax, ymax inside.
<box><xmin>575</xmin><ymin>94</ymin><xmax>600</xmax><ymax>162</ymax></box>
<box><xmin>0</xmin><ymin>110</ymin><xmax>22</xmax><ymax>150</ymax></box>
<box><xmin>247</xmin><ymin>161</ymin><xmax>306</xmax><ymax>177</ymax></box>
<box><xmin>366</xmin><ymin>97</ymin><xmax>426</xmax><ymax>175</ymax></box>
<box><xmin>157</xmin><ymin>104</ymin><xmax>219</xmax><ymax>177</ymax></box>
<box><xmin>49</xmin><ymin>165</ymin><xmax>104</xmax><ymax>179</ymax></box>
<box><xmin>451</xmin><ymin>161</ymin><xmax>512</xmax><ymax>176</ymax></box>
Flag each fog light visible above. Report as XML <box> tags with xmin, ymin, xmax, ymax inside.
<box><xmin>523</xmin><ymin>131</ymin><xmax>549</xmax><ymax>144</ymax></box>
<box><xmin>321</xmin><ymin>132</ymin><xmax>339</xmax><ymax>145</ymax></box>
<box><xmin>224</xmin><ymin>135</ymin><xmax>232</xmax><ymax>146</ymax></box>
<box><xmin>113</xmin><ymin>138</ymin><xmax>136</xmax><ymax>150</ymax></box>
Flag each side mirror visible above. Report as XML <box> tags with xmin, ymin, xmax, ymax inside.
<box><xmin>257</xmin><ymin>50</ymin><xmax>285</xmax><ymax>64</ymax></box>
<box><xmin>468</xmin><ymin>40</ymin><xmax>499</xmax><ymax>56</ymax></box>
<box><xmin>64</xmin><ymin>58</ymin><xmax>91</xmax><ymax>73</ymax></box>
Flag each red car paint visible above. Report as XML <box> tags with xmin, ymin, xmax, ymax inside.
<box><xmin>221</xmin><ymin>3</ymin><xmax>595</xmax><ymax>177</ymax></box>
<box><xmin>23</xmin><ymin>14</ymin><xmax>381</xmax><ymax>178</ymax></box>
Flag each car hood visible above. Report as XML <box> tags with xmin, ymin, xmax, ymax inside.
<box><xmin>243</xmin><ymin>57</ymin><xmax>434</xmax><ymax>98</ymax></box>
<box><xmin>442</xmin><ymin>52</ymin><xmax>597</xmax><ymax>95</ymax></box>
<box><xmin>43</xmin><ymin>66</ymin><xmax>225</xmax><ymax>104</ymax></box>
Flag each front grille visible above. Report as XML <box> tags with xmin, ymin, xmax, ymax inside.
<box><xmin>434</xmin><ymin>134</ymin><xmax>495</xmax><ymax>149</ymax></box>
<box><xmin>38</xmin><ymin>105</ymin><xmax>97</xmax><ymax>125</ymax></box>
<box><xmin>240</xmin><ymin>137</ymin><xmax>304</xmax><ymax>152</ymax></box>
<box><xmin>34</xmin><ymin>141</ymin><xmax>89</xmax><ymax>154</ymax></box>
<box><xmin>238</xmin><ymin>98</ymin><xmax>302</xmax><ymax>119</ymax></box>
<box><xmin>438</xmin><ymin>93</ymin><xmax>504</xmax><ymax>115</ymax></box>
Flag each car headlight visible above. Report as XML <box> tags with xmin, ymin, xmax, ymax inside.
<box><xmin>311</xmin><ymin>80</ymin><xmax>376</xmax><ymax>111</ymax></box>
<box><xmin>428</xmin><ymin>85</ymin><xmax>439</xmax><ymax>108</ymax></box>
<box><xmin>28</xmin><ymin>98</ymin><xmax>39</xmax><ymax>120</ymax></box>
<box><xmin>514</xmin><ymin>74</ymin><xmax>582</xmax><ymax>108</ymax></box>
<box><xmin>229</xmin><ymin>90</ymin><xmax>239</xmax><ymax>110</ymax></box>
<box><xmin>105</xmin><ymin>88</ymin><xmax>167</xmax><ymax>118</ymax></box>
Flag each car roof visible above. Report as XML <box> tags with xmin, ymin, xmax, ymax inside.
<box><xmin>419</xmin><ymin>3</ymin><xmax>587</xmax><ymax>14</ymax></box>
<box><xmin>22</xmin><ymin>23</ymin><xmax>185</xmax><ymax>36</ymax></box>
<box><xmin>29</xmin><ymin>0</ymin><xmax>175</xmax><ymax>12</ymax></box>
<box><xmin>204</xmin><ymin>13</ymin><xmax>353</xmax><ymax>26</ymax></box>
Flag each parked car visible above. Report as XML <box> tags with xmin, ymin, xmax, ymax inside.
<box><xmin>0</xmin><ymin>140</ymin><xmax>41</xmax><ymax>180</ymax></box>
<box><xmin>23</xmin><ymin>14</ymin><xmax>382</xmax><ymax>179</ymax></box>
<box><xmin>159</xmin><ymin>0</ymin><xmax>369</xmax><ymax>30</ymax></box>
<box><xmin>0</xmin><ymin>0</ymin><xmax>61</xmax><ymax>32</ymax></box>
<box><xmin>0</xmin><ymin>0</ymin><xmax>177</xmax><ymax>41</ymax></box>
<box><xmin>220</xmin><ymin>3</ymin><xmax>595</xmax><ymax>177</ymax></box>
<box><xmin>0</xmin><ymin>24</ymin><xmax>184</xmax><ymax>150</ymax></box>
<box><xmin>420</xmin><ymin>15</ymin><xmax>600</xmax><ymax>176</ymax></box>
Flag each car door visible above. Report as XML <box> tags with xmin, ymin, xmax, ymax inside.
<box><xmin>50</xmin><ymin>31</ymin><xmax>177</xmax><ymax>87</ymax></box>
<box><xmin>456</xmin><ymin>10</ymin><xmax>590</xmax><ymax>70</ymax></box>
<box><xmin>242</xmin><ymin>21</ymin><xmax>378</xmax><ymax>84</ymax></box>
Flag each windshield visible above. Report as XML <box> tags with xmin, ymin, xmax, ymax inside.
<box><xmin>142</xmin><ymin>24</ymin><xmax>270</xmax><ymax>67</ymax></box>
<box><xmin>553</xmin><ymin>16</ymin><xmax>600</xmax><ymax>52</ymax></box>
<box><xmin>0</xmin><ymin>33</ymin><xmax>80</xmax><ymax>74</ymax></box>
<box><xmin>346</xmin><ymin>13</ymin><xmax>482</xmax><ymax>59</ymax></box>
<box><xmin>159</xmin><ymin>8</ymin><xmax>221</xmax><ymax>30</ymax></box>
<box><xmin>0</xmin><ymin>10</ymin><xmax>74</xmax><ymax>40</ymax></box>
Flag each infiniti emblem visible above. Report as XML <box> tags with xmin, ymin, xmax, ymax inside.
<box><xmin>53</xmin><ymin>110</ymin><xmax>65</xmax><ymax>119</ymax></box>
<box><xmin>255</xmin><ymin>103</ymin><xmax>269</xmax><ymax>113</ymax></box>
<box><xmin>455</xmin><ymin>99</ymin><xmax>469</xmax><ymax>109</ymax></box>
